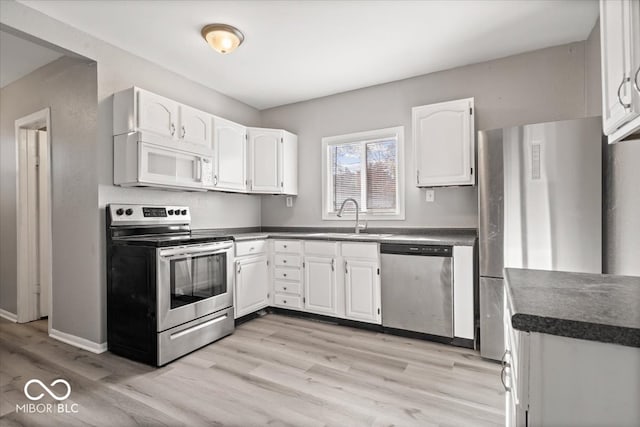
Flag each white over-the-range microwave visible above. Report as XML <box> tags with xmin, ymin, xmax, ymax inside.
<box><xmin>114</xmin><ymin>131</ymin><xmax>215</xmax><ymax>191</ymax></box>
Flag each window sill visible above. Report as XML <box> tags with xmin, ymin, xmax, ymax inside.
<box><xmin>322</xmin><ymin>213</ymin><xmax>406</xmax><ymax>221</ymax></box>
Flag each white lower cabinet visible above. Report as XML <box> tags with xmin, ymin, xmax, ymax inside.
<box><xmin>304</xmin><ymin>256</ymin><xmax>338</xmax><ymax>316</ymax></box>
<box><xmin>234</xmin><ymin>254</ymin><xmax>269</xmax><ymax>319</ymax></box>
<box><xmin>271</xmin><ymin>240</ymin><xmax>304</xmax><ymax>311</ymax></box>
<box><xmin>503</xmin><ymin>293</ymin><xmax>640</xmax><ymax>427</ymax></box>
<box><xmin>344</xmin><ymin>259</ymin><xmax>380</xmax><ymax>323</ymax></box>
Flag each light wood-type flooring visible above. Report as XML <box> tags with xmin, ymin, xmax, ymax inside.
<box><xmin>0</xmin><ymin>314</ymin><xmax>504</xmax><ymax>426</ymax></box>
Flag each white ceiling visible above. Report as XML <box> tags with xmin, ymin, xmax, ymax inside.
<box><xmin>0</xmin><ymin>30</ymin><xmax>64</xmax><ymax>88</ymax></box>
<box><xmin>18</xmin><ymin>0</ymin><xmax>598</xmax><ymax>110</ymax></box>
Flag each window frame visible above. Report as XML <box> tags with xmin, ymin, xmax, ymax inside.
<box><xmin>321</xmin><ymin>125</ymin><xmax>405</xmax><ymax>221</ymax></box>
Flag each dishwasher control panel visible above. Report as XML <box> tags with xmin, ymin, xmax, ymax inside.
<box><xmin>380</xmin><ymin>243</ymin><xmax>452</xmax><ymax>257</ymax></box>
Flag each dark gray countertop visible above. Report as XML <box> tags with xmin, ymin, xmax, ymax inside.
<box><xmin>231</xmin><ymin>230</ymin><xmax>477</xmax><ymax>246</ymax></box>
<box><xmin>504</xmin><ymin>268</ymin><xmax>640</xmax><ymax>348</ymax></box>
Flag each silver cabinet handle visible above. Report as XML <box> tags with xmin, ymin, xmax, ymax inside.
<box><xmin>283</xmin><ymin>259</ymin><xmax>287</xmax><ymax>263</ymax></box>
<box><xmin>237</xmin><ymin>262</ymin><xmax>241</xmax><ymax>274</ymax></box>
<box><xmin>345</xmin><ymin>261</ymin><xmax>348</xmax><ymax>274</ymax></box>
<box><xmin>196</xmin><ymin>158</ymin><xmax>203</xmax><ymax>181</ymax></box>
<box><xmin>331</xmin><ymin>258</ymin><xmax>335</xmax><ymax>271</ymax></box>
<box><xmin>170</xmin><ymin>123</ymin><xmax>176</xmax><ymax>136</ymax></box>
<box><xmin>181</xmin><ymin>125</ymin><xmax>186</xmax><ymax>139</ymax></box>
<box><xmin>283</xmin><ymin>286</ymin><xmax>287</xmax><ymax>291</ymax></box>
<box><xmin>283</xmin><ymin>273</ymin><xmax>287</xmax><ymax>277</ymax></box>
<box><xmin>617</xmin><ymin>76</ymin><xmax>632</xmax><ymax>109</ymax></box>
<box><xmin>634</xmin><ymin>68</ymin><xmax>640</xmax><ymax>94</ymax></box>
<box><xmin>214</xmin><ymin>175</ymin><xmax>218</xmax><ymax>186</ymax></box>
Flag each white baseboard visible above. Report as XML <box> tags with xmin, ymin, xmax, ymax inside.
<box><xmin>0</xmin><ymin>309</ymin><xmax>18</xmax><ymax>322</ymax></box>
<box><xmin>49</xmin><ymin>328</ymin><xmax>107</xmax><ymax>354</ymax></box>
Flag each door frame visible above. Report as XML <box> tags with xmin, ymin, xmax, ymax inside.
<box><xmin>15</xmin><ymin>108</ymin><xmax>52</xmax><ymax>330</ymax></box>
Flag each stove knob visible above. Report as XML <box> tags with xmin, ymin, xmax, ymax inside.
<box><xmin>181</xmin><ymin>209</ymin><xmax>187</xmax><ymax>215</ymax></box>
<box><xmin>168</xmin><ymin>209</ymin><xmax>174</xmax><ymax>215</ymax></box>
<box><xmin>115</xmin><ymin>208</ymin><xmax>124</xmax><ymax>216</ymax></box>
<box><xmin>125</xmin><ymin>208</ymin><xmax>133</xmax><ymax>216</ymax></box>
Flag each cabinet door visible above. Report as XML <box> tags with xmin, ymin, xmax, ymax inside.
<box><xmin>600</xmin><ymin>0</ymin><xmax>639</xmax><ymax>135</ymax></box>
<box><xmin>281</xmin><ymin>132</ymin><xmax>298</xmax><ymax>195</ymax></box>
<box><xmin>235</xmin><ymin>256</ymin><xmax>269</xmax><ymax>318</ymax></box>
<box><xmin>413</xmin><ymin>98</ymin><xmax>474</xmax><ymax>187</ymax></box>
<box><xmin>138</xmin><ymin>142</ymin><xmax>206</xmax><ymax>189</ymax></box>
<box><xmin>304</xmin><ymin>256</ymin><xmax>338</xmax><ymax>316</ymax></box>
<box><xmin>137</xmin><ymin>90</ymin><xmax>179</xmax><ymax>139</ymax></box>
<box><xmin>249</xmin><ymin>128</ymin><xmax>281</xmax><ymax>193</ymax></box>
<box><xmin>344</xmin><ymin>259</ymin><xmax>381</xmax><ymax>323</ymax></box>
<box><xmin>213</xmin><ymin>117</ymin><xmax>247</xmax><ymax>191</ymax></box>
<box><xmin>179</xmin><ymin>105</ymin><xmax>212</xmax><ymax>149</ymax></box>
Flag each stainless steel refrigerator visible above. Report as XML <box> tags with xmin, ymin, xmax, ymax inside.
<box><xmin>477</xmin><ymin>117</ymin><xmax>603</xmax><ymax>360</ymax></box>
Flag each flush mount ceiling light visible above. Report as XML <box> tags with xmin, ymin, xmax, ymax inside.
<box><xmin>201</xmin><ymin>23</ymin><xmax>244</xmax><ymax>54</ymax></box>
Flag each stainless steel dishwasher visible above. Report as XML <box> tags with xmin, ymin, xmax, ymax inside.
<box><xmin>381</xmin><ymin>243</ymin><xmax>454</xmax><ymax>337</ymax></box>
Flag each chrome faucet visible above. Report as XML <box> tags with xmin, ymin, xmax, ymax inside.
<box><xmin>337</xmin><ymin>198</ymin><xmax>366</xmax><ymax>234</ymax></box>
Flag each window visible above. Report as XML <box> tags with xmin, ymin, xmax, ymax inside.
<box><xmin>322</xmin><ymin>126</ymin><xmax>404</xmax><ymax>220</ymax></box>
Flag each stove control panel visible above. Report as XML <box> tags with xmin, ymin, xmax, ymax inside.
<box><xmin>108</xmin><ymin>204</ymin><xmax>190</xmax><ymax>225</ymax></box>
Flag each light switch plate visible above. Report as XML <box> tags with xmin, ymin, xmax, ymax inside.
<box><xmin>286</xmin><ymin>196</ymin><xmax>293</xmax><ymax>208</ymax></box>
<box><xmin>425</xmin><ymin>189</ymin><xmax>435</xmax><ymax>202</ymax></box>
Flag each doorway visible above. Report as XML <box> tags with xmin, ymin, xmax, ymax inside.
<box><xmin>15</xmin><ymin>108</ymin><xmax>52</xmax><ymax>329</ymax></box>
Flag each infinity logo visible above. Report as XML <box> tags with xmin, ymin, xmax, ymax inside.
<box><xmin>24</xmin><ymin>379</ymin><xmax>71</xmax><ymax>401</ymax></box>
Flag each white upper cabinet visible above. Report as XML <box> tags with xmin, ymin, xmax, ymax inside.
<box><xmin>113</xmin><ymin>87</ymin><xmax>298</xmax><ymax>194</ymax></box>
<box><xmin>136</xmin><ymin>90</ymin><xmax>179</xmax><ymax>139</ymax></box>
<box><xmin>600</xmin><ymin>0</ymin><xmax>640</xmax><ymax>143</ymax></box>
<box><xmin>413</xmin><ymin>98</ymin><xmax>475</xmax><ymax>187</ymax></box>
<box><xmin>212</xmin><ymin>116</ymin><xmax>247</xmax><ymax>192</ymax></box>
<box><xmin>113</xmin><ymin>87</ymin><xmax>213</xmax><ymax>152</ymax></box>
<box><xmin>249</xmin><ymin>128</ymin><xmax>280</xmax><ymax>192</ymax></box>
<box><xmin>248</xmin><ymin>128</ymin><xmax>298</xmax><ymax>195</ymax></box>
<box><xmin>179</xmin><ymin>105</ymin><xmax>212</xmax><ymax>149</ymax></box>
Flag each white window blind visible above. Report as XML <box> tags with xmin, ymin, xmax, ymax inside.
<box><xmin>327</xmin><ymin>135</ymin><xmax>399</xmax><ymax>215</ymax></box>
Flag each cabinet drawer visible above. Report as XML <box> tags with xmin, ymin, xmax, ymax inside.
<box><xmin>273</xmin><ymin>240</ymin><xmax>301</xmax><ymax>253</ymax></box>
<box><xmin>274</xmin><ymin>268</ymin><xmax>301</xmax><ymax>281</ymax></box>
<box><xmin>274</xmin><ymin>294</ymin><xmax>302</xmax><ymax>309</ymax></box>
<box><xmin>274</xmin><ymin>254</ymin><xmax>301</xmax><ymax>267</ymax></box>
<box><xmin>341</xmin><ymin>242</ymin><xmax>378</xmax><ymax>259</ymax></box>
<box><xmin>304</xmin><ymin>241</ymin><xmax>338</xmax><ymax>256</ymax></box>
<box><xmin>274</xmin><ymin>280</ymin><xmax>301</xmax><ymax>295</ymax></box>
<box><xmin>235</xmin><ymin>240</ymin><xmax>267</xmax><ymax>257</ymax></box>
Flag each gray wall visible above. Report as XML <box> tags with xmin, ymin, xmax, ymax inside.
<box><xmin>1</xmin><ymin>56</ymin><xmax>97</xmax><ymax>318</ymax></box>
<box><xmin>585</xmin><ymin>20</ymin><xmax>602</xmax><ymax>118</ymax></box>
<box><xmin>0</xmin><ymin>1</ymin><xmax>262</xmax><ymax>344</ymax></box>
<box><xmin>260</xmin><ymin>41</ymin><xmax>591</xmax><ymax>228</ymax></box>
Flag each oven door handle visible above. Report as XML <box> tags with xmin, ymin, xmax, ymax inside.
<box><xmin>160</xmin><ymin>249</ymin><xmax>231</xmax><ymax>261</ymax></box>
<box><xmin>159</xmin><ymin>243</ymin><xmax>233</xmax><ymax>258</ymax></box>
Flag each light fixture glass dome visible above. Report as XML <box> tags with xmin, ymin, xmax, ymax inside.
<box><xmin>201</xmin><ymin>24</ymin><xmax>244</xmax><ymax>54</ymax></box>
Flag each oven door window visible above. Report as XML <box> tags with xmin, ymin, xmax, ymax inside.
<box><xmin>169</xmin><ymin>252</ymin><xmax>226</xmax><ymax>309</ymax></box>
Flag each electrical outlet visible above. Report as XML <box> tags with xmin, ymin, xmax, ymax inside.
<box><xmin>286</xmin><ymin>196</ymin><xmax>293</xmax><ymax>208</ymax></box>
<box><xmin>425</xmin><ymin>189</ymin><xmax>435</xmax><ymax>202</ymax></box>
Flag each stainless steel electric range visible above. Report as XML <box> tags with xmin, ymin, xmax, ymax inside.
<box><xmin>106</xmin><ymin>204</ymin><xmax>234</xmax><ymax>366</ymax></box>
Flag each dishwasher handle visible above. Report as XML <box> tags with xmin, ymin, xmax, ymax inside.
<box><xmin>380</xmin><ymin>243</ymin><xmax>452</xmax><ymax>257</ymax></box>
